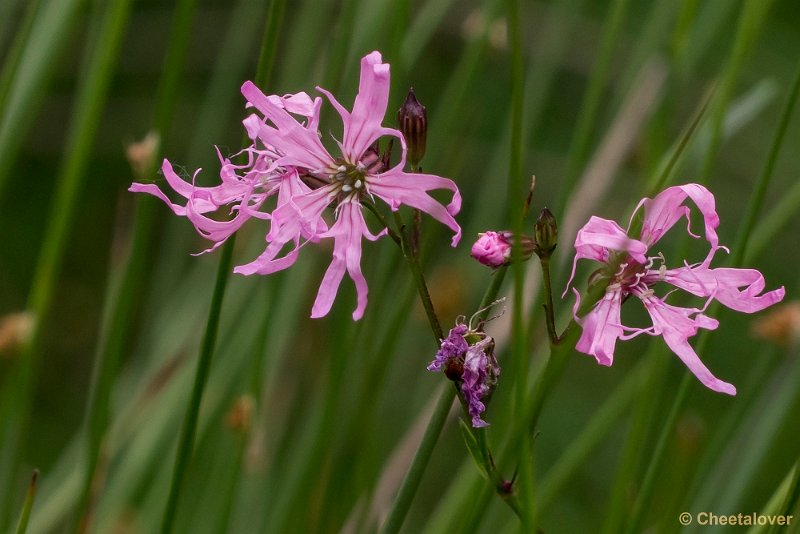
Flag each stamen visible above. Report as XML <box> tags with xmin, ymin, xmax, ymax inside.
<box><xmin>354</xmin><ymin>179</ymin><xmax>363</xmax><ymax>189</ymax></box>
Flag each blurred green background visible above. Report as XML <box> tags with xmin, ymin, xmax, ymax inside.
<box><xmin>1</xmin><ymin>0</ymin><xmax>799</xmax><ymax>532</ymax></box>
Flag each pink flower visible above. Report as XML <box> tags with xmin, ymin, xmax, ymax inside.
<box><xmin>566</xmin><ymin>184</ymin><xmax>785</xmax><ymax>395</ymax></box>
<box><xmin>129</xmin><ymin>93</ymin><xmax>321</xmax><ymax>253</ymax></box>
<box><xmin>470</xmin><ymin>231</ymin><xmax>535</xmax><ymax>268</ymax></box>
<box><xmin>471</xmin><ymin>232</ymin><xmax>512</xmax><ymax>268</ymax></box>
<box><xmin>131</xmin><ymin>52</ymin><xmax>461</xmax><ymax>321</ymax></box>
<box><xmin>236</xmin><ymin>51</ymin><xmax>461</xmax><ymax>320</ymax></box>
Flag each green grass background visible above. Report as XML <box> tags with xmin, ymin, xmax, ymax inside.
<box><xmin>1</xmin><ymin>0</ymin><xmax>799</xmax><ymax>532</ymax></box>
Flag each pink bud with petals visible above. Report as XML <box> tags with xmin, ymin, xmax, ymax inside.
<box><xmin>471</xmin><ymin>231</ymin><xmax>534</xmax><ymax>268</ymax></box>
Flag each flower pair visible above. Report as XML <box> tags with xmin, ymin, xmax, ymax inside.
<box><xmin>131</xmin><ymin>52</ymin><xmax>462</xmax><ymax>320</ymax></box>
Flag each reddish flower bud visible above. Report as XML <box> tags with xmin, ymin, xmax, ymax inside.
<box><xmin>470</xmin><ymin>231</ymin><xmax>534</xmax><ymax>268</ymax></box>
<box><xmin>397</xmin><ymin>88</ymin><xmax>427</xmax><ymax>168</ymax></box>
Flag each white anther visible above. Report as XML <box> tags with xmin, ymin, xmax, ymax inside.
<box><xmin>342</xmin><ymin>184</ymin><xmax>352</xmax><ymax>192</ymax></box>
<box><xmin>337</xmin><ymin>165</ymin><xmax>347</xmax><ymax>172</ymax></box>
<box><xmin>354</xmin><ymin>179</ymin><xmax>363</xmax><ymax>189</ymax></box>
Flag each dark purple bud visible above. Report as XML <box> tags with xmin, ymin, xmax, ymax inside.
<box><xmin>397</xmin><ymin>88</ymin><xmax>427</xmax><ymax>169</ymax></box>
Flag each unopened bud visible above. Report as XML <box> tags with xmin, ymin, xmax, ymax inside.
<box><xmin>397</xmin><ymin>88</ymin><xmax>427</xmax><ymax>168</ymax></box>
<box><xmin>470</xmin><ymin>231</ymin><xmax>534</xmax><ymax>268</ymax></box>
<box><xmin>534</xmin><ymin>207</ymin><xmax>558</xmax><ymax>258</ymax></box>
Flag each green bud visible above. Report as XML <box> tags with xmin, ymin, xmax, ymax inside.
<box><xmin>534</xmin><ymin>207</ymin><xmax>558</xmax><ymax>258</ymax></box>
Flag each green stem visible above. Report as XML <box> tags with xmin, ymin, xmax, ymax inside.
<box><xmin>379</xmin><ymin>385</ymin><xmax>456</xmax><ymax>534</ymax></box>
<box><xmin>392</xmin><ymin>210</ymin><xmax>443</xmax><ymax>341</ymax></box>
<box><xmin>71</xmin><ymin>0</ymin><xmax>204</xmax><ymax>524</ymax></box>
<box><xmin>698</xmin><ymin>0</ymin><xmax>774</xmax><ymax>183</ymax></box>
<box><xmin>0</xmin><ymin>0</ymin><xmax>89</xmax><ymax>200</ymax></box>
<box><xmin>14</xmin><ymin>470</ymin><xmax>38</xmax><ymax>534</ymax></box>
<box><xmin>555</xmin><ymin>0</ymin><xmax>632</xmax><ymax>215</ymax></box>
<box><xmin>159</xmin><ymin>0</ymin><xmax>287</xmax><ymax>528</ymax></box>
<box><xmin>0</xmin><ymin>0</ymin><xmax>132</xmax><ymax>523</ymax></box>
<box><xmin>0</xmin><ymin>0</ymin><xmax>41</xmax><ymax>117</ymax></box>
<box><xmin>380</xmin><ymin>266</ymin><xmax>511</xmax><ymax>533</ymax></box>
<box><xmin>622</xmin><ymin>372</ymin><xmax>690</xmax><ymax>534</ymax></box>
<box><xmin>505</xmin><ymin>0</ymin><xmax>533</xmax><ymax>526</ymax></box>
<box><xmin>160</xmin><ymin>237</ymin><xmax>236</xmax><ymax>534</ymax></box>
<box><xmin>539</xmin><ymin>257</ymin><xmax>560</xmax><ymax>345</ymax></box>
<box><xmin>732</xmin><ymin>59</ymin><xmax>800</xmax><ymax>264</ymax></box>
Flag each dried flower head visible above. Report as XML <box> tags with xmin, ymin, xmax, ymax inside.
<box><xmin>427</xmin><ymin>303</ymin><xmax>504</xmax><ymax>427</ymax></box>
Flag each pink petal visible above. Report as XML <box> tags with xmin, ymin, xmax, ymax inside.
<box><xmin>575</xmin><ymin>216</ymin><xmax>648</xmax><ymax>264</ymax></box>
<box><xmin>311</xmin><ymin>201</ymin><xmax>375</xmax><ymax>320</ymax></box>
<box><xmin>242</xmin><ymin>114</ymin><xmax>262</xmax><ymax>141</ymax></box>
<box><xmin>367</xmin><ymin>169</ymin><xmax>462</xmax><ymax>246</ymax></box>
<box><xmin>636</xmin><ymin>183</ymin><xmax>720</xmax><ymax>250</ymax></box>
<box><xmin>563</xmin><ymin>216</ymin><xmax>648</xmax><ymax>295</ymax></box>
<box><xmin>241</xmin><ymin>81</ymin><xmax>333</xmax><ymax>171</ymax></box>
<box><xmin>572</xmin><ymin>288</ymin><xmax>623</xmax><ymax>366</ymax></box>
<box><xmin>317</xmin><ymin>51</ymin><xmax>392</xmax><ymax>163</ymax></box>
<box><xmin>129</xmin><ymin>182</ymin><xmax>190</xmax><ymax>216</ymax></box>
<box><xmin>662</xmin><ymin>264</ymin><xmax>785</xmax><ymax>313</ymax></box>
<box><xmin>234</xmin><ymin>186</ymin><xmax>333</xmax><ymax>276</ymax></box>
<box><xmin>638</xmin><ymin>293</ymin><xmax>735</xmax><ymax>395</ymax></box>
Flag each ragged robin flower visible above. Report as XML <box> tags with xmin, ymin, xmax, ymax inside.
<box><xmin>565</xmin><ymin>184</ymin><xmax>784</xmax><ymax>395</ymax></box>
<box><xmin>131</xmin><ymin>51</ymin><xmax>461</xmax><ymax>321</ymax></box>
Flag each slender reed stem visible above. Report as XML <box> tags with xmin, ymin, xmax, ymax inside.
<box><xmin>159</xmin><ymin>0</ymin><xmax>287</xmax><ymax>529</ymax></box>
<box><xmin>72</xmin><ymin>0</ymin><xmax>203</xmax><ymax>524</ymax></box>
<box><xmin>732</xmin><ymin>60</ymin><xmax>800</xmax><ymax>263</ymax></box>
<box><xmin>698</xmin><ymin>0</ymin><xmax>774</xmax><ymax>183</ymax></box>
<box><xmin>0</xmin><ymin>0</ymin><xmax>41</xmax><ymax>116</ymax></box>
<box><xmin>0</xmin><ymin>0</ymin><xmax>132</xmax><ymax>524</ymax></box>
<box><xmin>0</xmin><ymin>0</ymin><xmax>88</xmax><ymax>200</ymax></box>
<box><xmin>379</xmin><ymin>385</ymin><xmax>455</xmax><ymax>534</ymax></box>
<box><xmin>14</xmin><ymin>470</ymin><xmax>38</xmax><ymax>534</ymax></box>
<box><xmin>539</xmin><ymin>257</ymin><xmax>560</xmax><ymax>345</ymax></box>
<box><xmin>160</xmin><ymin>237</ymin><xmax>235</xmax><ymax>534</ymax></box>
<box><xmin>392</xmin><ymin>210</ymin><xmax>444</xmax><ymax>341</ymax></box>
<box><xmin>555</xmin><ymin>0</ymin><xmax>632</xmax><ymax>215</ymax></box>
<box><xmin>504</xmin><ymin>0</ymin><xmax>534</xmax><ymax>526</ymax></box>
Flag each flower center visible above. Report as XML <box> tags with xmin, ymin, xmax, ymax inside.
<box><xmin>331</xmin><ymin>162</ymin><xmax>367</xmax><ymax>195</ymax></box>
<box><xmin>611</xmin><ymin>252</ymin><xmax>666</xmax><ymax>294</ymax></box>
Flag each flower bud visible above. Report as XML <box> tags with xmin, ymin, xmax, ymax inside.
<box><xmin>397</xmin><ymin>88</ymin><xmax>427</xmax><ymax>168</ymax></box>
<box><xmin>534</xmin><ymin>207</ymin><xmax>558</xmax><ymax>258</ymax></box>
<box><xmin>470</xmin><ymin>231</ymin><xmax>534</xmax><ymax>268</ymax></box>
